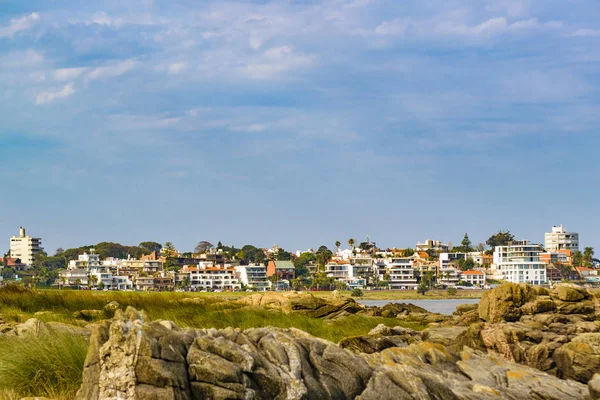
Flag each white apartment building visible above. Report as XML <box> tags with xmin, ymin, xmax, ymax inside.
<box><xmin>235</xmin><ymin>264</ymin><xmax>269</xmax><ymax>290</ymax></box>
<box><xmin>386</xmin><ymin>257</ymin><xmax>418</xmax><ymax>290</ymax></box>
<box><xmin>186</xmin><ymin>263</ymin><xmax>241</xmax><ymax>291</ymax></box>
<box><xmin>416</xmin><ymin>239</ymin><xmax>449</xmax><ymax>253</ymax></box>
<box><xmin>9</xmin><ymin>227</ymin><xmax>42</xmax><ymax>267</ymax></box>
<box><xmin>545</xmin><ymin>225</ymin><xmax>579</xmax><ymax>252</ymax></box>
<box><xmin>492</xmin><ymin>241</ymin><xmax>547</xmax><ymax>285</ymax></box>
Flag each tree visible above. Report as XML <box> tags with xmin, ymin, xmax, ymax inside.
<box><xmin>59</xmin><ymin>276</ymin><xmax>66</xmax><ymax>289</ymax></box>
<box><xmin>417</xmin><ymin>282</ymin><xmax>429</xmax><ymax>295</ymax></box>
<box><xmin>486</xmin><ymin>231</ymin><xmax>515</xmax><ymax>249</ymax></box>
<box><xmin>401</xmin><ymin>248</ymin><xmax>415</xmax><ymax>257</ymax></box>
<box><xmin>475</xmin><ymin>243</ymin><xmax>486</xmax><ymax>253</ymax></box>
<box><xmin>89</xmin><ymin>274</ymin><xmax>98</xmax><ymax>288</ymax></box>
<box><xmin>55</xmin><ymin>247</ymin><xmax>64</xmax><ymax>256</ymax></box>
<box><xmin>75</xmin><ymin>278</ymin><xmax>82</xmax><ymax>287</ymax></box>
<box><xmin>183</xmin><ymin>277</ymin><xmax>191</xmax><ymax>289</ymax></box>
<box><xmin>351</xmin><ymin>288</ymin><xmax>364</xmax><ymax>297</ymax></box>
<box><xmin>254</xmin><ymin>250</ymin><xmax>266</xmax><ymax>265</ymax></box>
<box><xmin>139</xmin><ymin>242</ymin><xmax>162</xmax><ymax>253</ymax></box>
<box><xmin>584</xmin><ymin>247</ymin><xmax>595</xmax><ymax>266</ymax></box>
<box><xmin>335</xmin><ymin>241</ymin><xmax>341</xmax><ymax>253</ymax></box>
<box><xmin>163</xmin><ymin>242</ymin><xmax>176</xmax><ymax>258</ymax></box>
<box><xmin>194</xmin><ymin>241</ymin><xmax>214</xmax><ymax>253</ymax></box>
<box><xmin>460</xmin><ymin>233</ymin><xmax>473</xmax><ymax>252</ymax></box>
<box><xmin>316</xmin><ymin>246</ymin><xmax>333</xmax><ymax>270</ymax></box>
<box><xmin>348</xmin><ymin>238</ymin><xmax>355</xmax><ymax>250</ymax></box>
<box><xmin>276</xmin><ymin>248</ymin><xmax>292</xmax><ymax>261</ymax></box>
<box><xmin>572</xmin><ymin>251</ymin><xmax>584</xmax><ymax>267</ymax></box>
<box><xmin>217</xmin><ymin>241</ymin><xmax>223</xmax><ymax>250</ymax></box>
<box><xmin>294</xmin><ymin>252</ymin><xmax>316</xmax><ymax>277</ymax></box>
<box><xmin>98</xmin><ymin>282</ymin><xmax>105</xmax><ymax>290</ymax></box>
<box><xmin>447</xmin><ymin>287</ymin><xmax>457</xmax><ymax>296</ymax></box>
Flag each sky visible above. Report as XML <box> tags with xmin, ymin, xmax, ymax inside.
<box><xmin>0</xmin><ymin>0</ymin><xmax>599</xmax><ymax>254</ymax></box>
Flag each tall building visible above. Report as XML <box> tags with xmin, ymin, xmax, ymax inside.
<box><xmin>416</xmin><ymin>239</ymin><xmax>449</xmax><ymax>253</ymax></box>
<box><xmin>544</xmin><ymin>225</ymin><xmax>579</xmax><ymax>252</ymax></box>
<box><xmin>9</xmin><ymin>226</ymin><xmax>42</xmax><ymax>267</ymax></box>
<box><xmin>492</xmin><ymin>240</ymin><xmax>547</xmax><ymax>285</ymax></box>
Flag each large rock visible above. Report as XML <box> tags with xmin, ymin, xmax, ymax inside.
<box><xmin>478</xmin><ymin>283</ymin><xmax>535</xmax><ymax>323</ymax></box>
<box><xmin>552</xmin><ymin>284</ymin><xmax>590</xmax><ymax>302</ymax></box>
<box><xmin>555</xmin><ymin>333</ymin><xmax>600</xmax><ymax>383</ymax></box>
<box><xmin>339</xmin><ymin>325</ymin><xmax>422</xmax><ymax>354</ymax></box>
<box><xmin>239</xmin><ymin>292</ymin><xmax>363</xmax><ymax>319</ymax></box>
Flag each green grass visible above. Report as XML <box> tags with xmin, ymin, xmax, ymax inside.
<box><xmin>0</xmin><ymin>329</ymin><xmax>87</xmax><ymax>399</ymax></box>
<box><xmin>0</xmin><ymin>285</ymin><xmax>428</xmax><ymax>399</ymax></box>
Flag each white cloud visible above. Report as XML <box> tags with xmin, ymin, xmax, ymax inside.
<box><xmin>231</xmin><ymin>124</ymin><xmax>268</xmax><ymax>132</ymax></box>
<box><xmin>36</xmin><ymin>83</ymin><xmax>75</xmax><ymax>105</ymax></box>
<box><xmin>168</xmin><ymin>62</ymin><xmax>187</xmax><ymax>75</ymax></box>
<box><xmin>0</xmin><ymin>49</ymin><xmax>44</xmax><ymax>69</ymax></box>
<box><xmin>89</xmin><ymin>12</ymin><xmax>113</xmax><ymax>26</ymax></box>
<box><xmin>571</xmin><ymin>28</ymin><xmax>600</xmax><ymax>37</ymax></box>
<box><xmin>375</xmin><ymin>16</ymin><xmax>562</xmax><ymax>39</ymax></box>
<box><xmin>243</xmin><ymin>46</ymin><xmax>315</xmax><ymax>79</ymax></box>
<box><xmin>86</xmin><ymin>59</ymin><xmax>137</xmax><ymax>81</ymax></box>
<box><xmin>0</xmin><ymin>12</ymin><xmax>40</xmax><ymax>38</ymax></box>
<box><xmin>53</xmin><ymin>67</ymin><xmax>88</xmax><ymax>81</ymax></box>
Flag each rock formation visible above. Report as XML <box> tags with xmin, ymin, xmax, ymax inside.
<box><xmin>77</xmin><ymin>306</ymin><xmax>590</xmax><ymax>399</ymax></box>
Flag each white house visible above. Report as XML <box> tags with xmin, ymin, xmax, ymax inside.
<box><xmin>386</xmin><ymin>257</ymin><xmax>418</xmax><ymax>290</ymax></box>
<box><xmin>439</xmin><ymin>253</ymin><xmax>462</xmax><ymax>286</ymax></box>
<box><xmin>545</xmin><ymin>225</ymin><xmax>579</xmax><ymax>252</ymax></box>
<box><xmin>460</xmin><ymin>269</ymin><xmax>486</xmax><ymax>287</ymax></box>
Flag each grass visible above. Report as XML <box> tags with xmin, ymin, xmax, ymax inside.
<box><xmin>0</xmin><ymin>285</ymin><xmax>433</xmax><ymax>399</ymax></box>
<box><xmin>0</xmin><ymin>329</ymin><xmax>87</xmax><ymax>399</ymax></box>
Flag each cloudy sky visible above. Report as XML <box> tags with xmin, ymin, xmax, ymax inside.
<box><xmin>0</xmin><ymin>0</ymin><xmax>599</xmax><ymax>254</ymax></box>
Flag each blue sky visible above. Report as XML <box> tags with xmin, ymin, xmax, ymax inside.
<box><xmin>0</xmin><ymin>0</ymin><xmax>599</xmax><ymax>254</ymax></box>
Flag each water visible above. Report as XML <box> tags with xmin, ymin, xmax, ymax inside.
<box><xmin>358</xmin><ymin>298</ymin><xmax>480</xmax><ymax>315</ymax></box>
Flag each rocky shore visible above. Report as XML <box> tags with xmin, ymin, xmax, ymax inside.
<box><xmin>5</xmin><ymin>283</ymin><xmax>600</xmax><ymax>399</ymax></box>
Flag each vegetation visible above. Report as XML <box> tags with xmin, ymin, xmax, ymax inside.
<box><xmin>486</xmin><ymin>230</ymin><xmax>515</xmax><ymax>249</ymax></box>
<box><xmin>417</xmin><ymin>282</ymin><xmax>429</xmax><ymax>295</ymax></box>
<box><xmin>350</xmin><ymin>288</ymin><xmax>364</xmax><ymax>297</ymax></box>
<box><xmin>0</xmin><ymin>330</ymin><xmax>87</xmax><ymax>399</ymax></box>
<box><xmin>447</xmin><ymin>287</ymin><xmax>457</xmax><ymax>296</ymax></box>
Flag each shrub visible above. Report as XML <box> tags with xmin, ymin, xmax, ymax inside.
<box><xmin>417</xmin><ymin>282</ymin><xmax>429</xmax><ymax>295</ymax></box>
<box><xmin>447</xmin><ymin>287</ymin><xmax>457</xmax><ymax>296</ymax></box>
<box><xmin>350</xmin><ymin>288</ymin><xmax>364</xmax><ymax>297</ymax></box>
<box><xmin>0</xmin><ymin>330</ymin><xmax>88</xmax><ymax>399</ymax></box>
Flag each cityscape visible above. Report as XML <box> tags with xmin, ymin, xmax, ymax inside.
<box><xmin>2</xmin><ymin>224</ymin><xmax>595</xmax><ymax>292</ymax></box>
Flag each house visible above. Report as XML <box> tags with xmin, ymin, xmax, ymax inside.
<box><xmin>546</xmin><ymin>264</ymin><xmax>563</xmax><ymax>282</ymax></box>
<box><xmin>439</xmin><ymin>253</ymin><xmax>464</xmax><ymax>286</ymax></box>
<box><xmin>576</xmin><ymin>267</ymin><xmax>598</xmax><ymax>279</ymax></box>
<box><xmin>460</xmin><ymin>270</ymin><xmax>486</xmax><ymax>287</ymax></box>
<box><xmin>134</xmin><ymin>276</ymin><xmax>155</xmax><ymax>291</ymax></box>
<box><xmin>1</xmin><ymin>257</ymin><xmax>26</xmax><ymax>271</ymax></box>
<box><xmin>111</xmin><ymin>275</ymin><xmax>133</xmax><ymax>290</ymax></box>
<box><xmin>59</xmin><ymin>269</ymin><xmax>88</xmax><ymax>286</ymax></box>
<box><xmin>267</xmin><ymin>260</ymin><xmax>295</xmax><ymax>281</ymax></box>
<box><xmin>154</xmin><ymin>276</ymin><xmax>174</xmax><ymax>291</ymax></box>
<box><xmin>416</xmin><ymin>239</ymin><xmax>449</xmax><ymax>253</ymax></box>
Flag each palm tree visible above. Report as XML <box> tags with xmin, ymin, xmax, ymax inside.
<box><xmin>59</xmin><ymin>276</ymin><xmax>66</xmax><ymax>289</ymax></box>
<box><xmin>348</xmin><ymin>238</ymin><xmax>355</xmax><ymax>250</ymax></box>
<box><xmin>335</xmin><ymin>241</ymin><xmax>341</xmax><ymax>254</ymax></box>
<box><xmin>584</xmin><ymin>247</ymin><xmax>595</xmax><ymax>266</ymax></box>
<box><xmin>89</xmin><ymin>274</ymin><xmax>98</xmax><ymax>288</ymax></box>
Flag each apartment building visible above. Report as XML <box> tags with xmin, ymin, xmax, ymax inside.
<box><xmin>386</xmin><ymin>257</ymin><xmax>418</xmax><ymax>290</ymax></box>
<box><xmin>439</xmin><ymin>253</ymin><xmax>463</xmax><ymax>286</ymax></box>
<box><xmin>545</xmin><ymin>225</ymin><xmax>579</xmax><ymax>252</ymax></box>
<box><xmin>235</xmin><ymin>264</ymin><xmax>269</xmax><ymax>290</ymax></box>
<box><xmin>68</xmin><ymin>251</ymin><xmax>101</xmax><ymax>270</ymax></box>
<box><xmin>9</xmin><ymin>227</ymin><xmax>42</xmax><ymax>267</ymax></box>
<box><xmin>492</xmin><ymin>241</ymin><xmax>547</xmax><ymax>284</ymax></box>
<box><xmin>186</xmin><ymin>263</ymin><xmax>241</xmax><ymax>291</ymax></box>
<box><xmin>266</xmin><ymin>260</ymin><xmax>295</xmax><ymax>281</ymax></box>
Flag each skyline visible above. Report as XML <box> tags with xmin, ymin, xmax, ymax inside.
<box><xmin>1</xmin><ymin>1</ymin><xmax>599</xmax><ymax>253</ymax></box>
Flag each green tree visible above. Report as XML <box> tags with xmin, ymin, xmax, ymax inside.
<box><xmin>74</xmin><ymin>278</ymin><xmax>82</xmax><ymax>287</ymax></box>
<box><xmin>572</xmin><ymin>251</ymin><xmax>584</xmax><ymax>267</ymax></box>
<box><xmin>276</xmin><ymin>248</ymin><xmax>292</xmax><ymax>261</ymax></box>
<box><xmin>447</xmin><ymin>287</ymin><xmax>457</xmax><ymax>296</ymax></box>
<box><xmin>162</xmin><ymin>242</ymin><xmax>176</xmax><ymax>258</ymax></box>
<box><xmin>183</xmin><ymin>277</ymin><xmax>191</xmax><ymax>289</ymax></box>
<box><xmin>348</xmin><ymin>238</ymin><xmax>355</xmax><ymax>250</ymax></box>
<box><xmin>417</xmin><ymin>282</ymin><xmax>429</xmax><ymax>295</ymax></box>
<box><xmin>583</xmin><ymin>247</ymin><xmax>595</xmax><ymax>266</ymax></box>
<box><xmin>486</xmin><ymin>231</ymin><xmax>515</xmax><ymax>249</ymax></box>
<box><xmin>316</xmin><ymin>246</ymin><xmax>333</xmax><ymax>271</ymax></box>
<box><xmin>401</xmin><ymin>248</ymin><xmax>415</xmax><ymax>257</ymax></box>
<box><xmin>139</xmin><ymin>241</ymin><xmax>162</xmax><ymax>253</ymax></box>
<box><xmin>294</xmin><ymin>252</ymin><xmax>316</xmax><ymax>277</ymax></box>
<box><xmin>460</xmin><ymin>233</ymin><xmax>473</xmax><ymax>252</ymax></box>
<box><xmin>194</xmin><ymin>241</ymin><xmax>214</xmax><ymax>253</ymax></box>
<box><xmin>351</xmin><ymin>288</ymin><xmax>364</xmax><ymax>297</ymax></box>
<box><xmin>335</xmin><ymin>241</ymin><xmax>341</xmax><ymax>253</ymax></box>
<box><xmin>98</xmin><ymin>282</ymin><xmax>105</xmax><ymax>290</ymax></box>
<box><xmin>88</xmin><ymin>274</ymin><xmax>98</xmax><ymax>288</ymax></box>
<box><xmin>475</xmin><ymin>243</ymin><xmax>486</xmax><ymax>252</ymax></box>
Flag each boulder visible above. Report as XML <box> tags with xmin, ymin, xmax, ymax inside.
<box><xmin>73</xmin><ymin>309</ymin><xmax>106</xmax><ymax>321</ymax></box>
<box><xmin>103</xmin><ymin>301</ymin><xmax>121</xmax><ymax>318</ymax></box>
<box><xmin>554</xmin><ymin>333</ymin><xmax>600</xmax><ymax>383</ymax></box>
<box><xmin>552</xmin><ymin>284</ymin><xmax>590</xmax><ymax>302</ymax></box>
<box><xmin>589</xmin><ymin>374</ymin><xmax>600</xmax><ymax>399</ymax></box>
<box><xmin>422</xmin><ymin>326</ymin><xmax>468</xmax><ymax>349</ymax></box>
<box><xmin>454</xmin><ymin>303</ymin><xmax>478</xmax><ymax>315</ymax></box>
<box><xmin>15</xmin><ymin>318</ymin><xmax>48</xmax><ymax>338</ymax></box>
<box><xmin>478</xmin><ymin>283</ymin><xmax>535</xmax><ymax>323</ymax></box>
